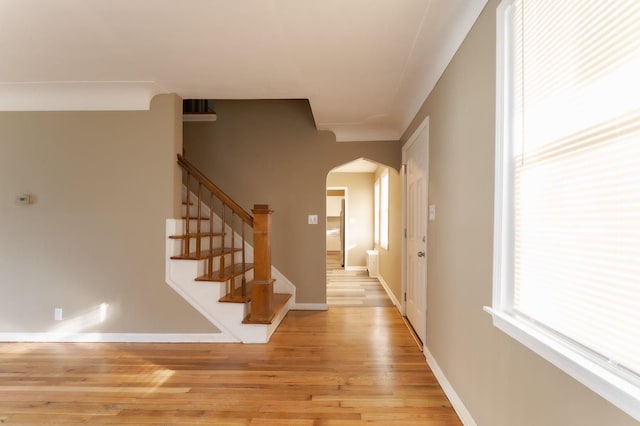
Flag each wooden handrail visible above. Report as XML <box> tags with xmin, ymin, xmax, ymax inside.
<box><xmin>177</xmin><ymin>154</ymin><xmax>254</xmax><ymax>227</ymax></box>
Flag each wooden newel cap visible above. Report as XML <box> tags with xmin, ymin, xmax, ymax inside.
<box><xmin>252</xmin><ymin>204</ymin><xmax>273</xmax><ymax>214</ymax></box>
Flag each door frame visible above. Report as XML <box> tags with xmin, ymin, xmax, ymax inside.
<box><xmin>401</xmin><ymin>116</ymin><xmax>430</xmax><ymax>335</ymax></box>
<box><xmin>326</xmin><ymin>186</ymin><xmax>349</xmax><ymax>269</ymax></box>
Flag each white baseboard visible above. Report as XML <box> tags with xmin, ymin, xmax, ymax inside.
<box><xmin>377</xmin><ymin>274</ymin><xmax>401</xmax><ymax>308</ymax></box>
<box><xmin>424</xmin><ymin>346</ymin><xmax>477</xmax><ymax>426</ymax></box>
<box><xmin>291</xmin><ymin>303</ymin><xmax>328</xmax><ymax>311</ymax></box>
<box><xmin>0</xmin><ymin>333</ymin><xmax>233</xmax><ymax>343</ymax></box>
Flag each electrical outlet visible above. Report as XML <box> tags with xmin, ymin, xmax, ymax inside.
<box><xmin>54</xmin><ymin>308</ymin><xmax>63</xmax><ymax>321</ymax></box>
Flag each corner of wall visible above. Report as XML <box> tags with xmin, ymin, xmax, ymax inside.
<box><xmin>171</xmin><ymin>94</ymin><xmax>183</xmax><ymax>218</ymax></box>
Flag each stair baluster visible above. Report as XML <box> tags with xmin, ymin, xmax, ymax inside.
<box><xmin>241</xmin><ymin>221</ymin><xmax>247</xmax><ymax>296</ymax></box>
<box><xmin>196</xmin><ymin>182</ymin><xmax>202</xmax><ymax>258</ymax></box>
<box><xmin>184</xmin><ymin>172</ymin><xmax>191</xmax><ymax>256</ymax></box>
<box><xmin>208</xmin><ymin>191</ymin><xmax>214</xmax><ymax>276</ymax></box>
<box><xmin>220</xmin><ymin>204</ymin><xmax>227</xmax><ymax>294</ymax></box>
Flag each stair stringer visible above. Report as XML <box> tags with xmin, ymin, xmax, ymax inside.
<box><xmin>166</xmin><ymin>219</ymin><xmax>295</xmax><ymax>343</ymax></box>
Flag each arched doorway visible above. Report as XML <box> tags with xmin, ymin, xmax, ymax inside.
<box><xmin>325</xmin><ymin>158</ymin><xmax>400</xmax><ymax>308</ymax></box>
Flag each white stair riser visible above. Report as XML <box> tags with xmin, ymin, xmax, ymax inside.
<box><xmin>180</xmin><ymin>221</ymin><xmax>248</xmax><ymax>248</ymax></box>
<box><xmin>169</xmin><ymin>258</ymin><xmax>245</xmax><ymax>315</ymax></box>
<box><xmin>183</xmin><ymin>238</ymin><xmax>249</xmax><ymax>256</ymax></box>
<box><xmin>181</xmin><ymin>235</ymin><xmax>221</xmax><ymax>253</ymax></box>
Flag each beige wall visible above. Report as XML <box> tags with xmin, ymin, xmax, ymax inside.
<box><xmin>374</xmin><ymin>166</ymin><xmax>402</xmax><ymax>303</ymax></box>
<box><xmin>401</xmin><ymin>1</ymin><xmax>637</xmax><ymax>424</ymax></box>
<box><xmin>326</xmin><ymin>172</ymin><xmax>374</xmax><ymax>268</ymax></box>
<box><xmin>0</xmin><ymin>94</ymin><xmax>218</xmax><ymax>333</ymax></box>
<box><xmin>183</xmin><ymin>100</ymin><xmax>401</xmax><ymax>303</ymax></box>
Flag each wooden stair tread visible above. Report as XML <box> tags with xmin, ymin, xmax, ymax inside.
<box><xmin>243</xmin><ymin>293</ymin><xmax>292</xmax><ymax>325</ymax></box>
<box><xmin>169</xmin><ymin>232</ymin><xmax>223</xmax><ymax>239</ymax></box>
<box><xmin>170</xmin><ymin>247</ymin><xmax>240</xmax><ymax>260</ymax></box>
<box><xmin>196</xmin><ymin>263</ymin><xmax>254</xmax><ymax>283</ymax></box>
<box><xmin>218</xmin><ymin>293</ymin><xmax>251</xmax><ymax>303</ymax></box>
<box><xmin>181</xmin><ymin>216</ymin><xmax>210</xmax><ymax>220</ymax></box>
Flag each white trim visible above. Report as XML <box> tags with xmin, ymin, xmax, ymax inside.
<box><xmin>492</xmin><ymin>0</ymin><xmax>514</xmax><ymax>310</ymax></box>
<box><xmin>291</xmin><ymin>303</ymin><xmax>328</xmax><ymax>311</ymax></box>
<box><xmin>400</xmin><ymin>163</ymin><xmax>407</xmax><ymax>316</ymax></box>
<box><xmin>402</xmin><ymin>115</ymin><xmax>430</xmax><ymax>344</ymax></box>
<box><xmin>424</xmin><ymin>346</ymin><xmax>477</xmax><ymax>426</ymax></box>
<box><xmin>271</xmin><ymin>265</ymin><xmax>296</xmax><ymax>299</ymax></box>
<box><xmin>0</xmin><ymin>81</ymin><xmax>164</xmax><ymax>111</ymax></box>
<box><xmin>377</xmin><ymin>274</ymin><xmax>401</xmax><ymax>309</ymax></box>
<box><xmin>484</xmin><ymin>308</ymin><xmax>640</xmax><ymax>422</ymax></box>
<box><xmin>0</xmin><ymin>333</ymin><xmax>231</xmax><ymax>343</ymax></box>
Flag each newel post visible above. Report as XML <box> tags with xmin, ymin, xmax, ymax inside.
<box><xmin>249</xmin><ymin>204</ymin><xmax>275</xmax><ymax>323</ymax></box>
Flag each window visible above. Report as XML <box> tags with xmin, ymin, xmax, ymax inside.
<box><xmin>374</xmin><ymin>179</ymin><xmax>380</xmax><ymax>245</ymax></box>
<box><xmin>488</xmin><ymin>0</ymin><xmax>640</xmax><ymax>420</ymax></box>
<box><xmin>380</xmin><ymin>170</ymin><xmax>389</xmax><ymax>250</ymax></box>
<box><xmin>374</xmin><ymin>169</ymin><xmax>390</xmax><ymax>250</ymax></box>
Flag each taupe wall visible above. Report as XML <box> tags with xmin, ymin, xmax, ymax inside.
<box><xmin>401</xmin><ymin>1</ymin><xmax>637</xmax><ymax>424</ymax></box>
<box><xmin>0</xmin><ymin>94</ymin><xmax>218</xmax><ymax>333</ymax></box>
<box><xmin>183</xmin><ymin>100</ymin><xmax>401</xmax><ymax>303</ymax></box>
<box><xmin>374</xmin><ymin>166</ymin><xmax>402</xmax><ymax>303</ymax></box>
<box><xmin>326</xmin><ymin>172</ymin><xmax>375</xmax><ymax>268</ymax></box>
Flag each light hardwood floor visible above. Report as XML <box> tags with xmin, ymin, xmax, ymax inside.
<box><xmin>0</xmin><ymin>308</ymin><xmax>461</xmax><ymax>425</ymax></box>
<box><xmin>326</xmin><ymin>252</ymin><xmax>394</xmax><ymax>308</ymax></box>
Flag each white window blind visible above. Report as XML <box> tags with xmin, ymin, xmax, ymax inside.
<box><xmin>511</xmin><ymin>0</ymin><xmax>640</xmax><ymax>381</ymax></box>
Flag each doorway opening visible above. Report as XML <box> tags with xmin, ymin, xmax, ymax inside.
<box><xmin>326</xmin><ymin>158</ymin><xmax>397</xmax><ymax>308</ymax></box>
<box><xmin>326</xmin><ymin>187</ymin><xmax>346</xmax><ymax>271</ymax></box>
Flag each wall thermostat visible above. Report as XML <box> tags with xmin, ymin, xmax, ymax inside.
<box><xmin>16</xmin><ymin>193</ymin><xmax>31</xmax><ymax>205</ymax></box>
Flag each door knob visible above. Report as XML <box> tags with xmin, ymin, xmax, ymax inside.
<box><xmin>417</xmin><ymin>251</ymin><xmax>425</xmax><ymax>257</ymax></box>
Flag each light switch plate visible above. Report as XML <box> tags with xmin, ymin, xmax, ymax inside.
<box><xmin>429</xmin><ymin>204</ymin><xmax>436</xmax><ymax>221</ymax></box>
<box><xmin>308</xmin><ymin>214</ymin><xmax>318</xmax><ymax>225</ymax></box>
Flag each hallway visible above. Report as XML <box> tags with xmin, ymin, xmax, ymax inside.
<box><xmin>326</xmin><ymin>251</ymin><xmax>395</xmax><ymax>307</ymax></box>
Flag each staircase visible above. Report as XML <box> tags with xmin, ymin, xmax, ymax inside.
<box><xmin>165</xmin><ymin>154</ymin><xmax>293</xmax><ymax>343</ymax></box>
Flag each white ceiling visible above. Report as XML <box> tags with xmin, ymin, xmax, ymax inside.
<box><xmin>0</xmin><ymin>0</ymin><xmax>487</xmax><ymax>141</ymax></box>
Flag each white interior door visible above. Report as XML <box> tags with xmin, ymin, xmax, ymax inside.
<box><xmin>404</xmin><ymin>118</ymin><xmax>429</xmax><ymax>344</ymax></box>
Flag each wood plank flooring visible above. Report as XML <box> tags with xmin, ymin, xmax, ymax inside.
<box><xmin>0</xmin><ymin>308</ymin><xmax>461</xmax><ymax>425</ymax></box>
<box><xmin>327</xmin><ymin>270</ymin><xmax>394</xmax><ymax>307</ymax></box>
<box><xmin>326</xmin><ymin>251</ymin><xmax>343</xmax><ymax>271</ymax></box>
<box><xmin>326</xmin><ymin>252</ymin><xmax>394</xmax><ymax>307</ymax></box>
